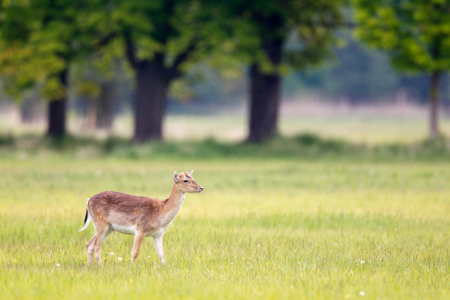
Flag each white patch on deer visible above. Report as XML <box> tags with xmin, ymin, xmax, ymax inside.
<box><xmin>146</xmin><ymin>226</ymin><xmax>167</xmax><ymax>238</ymax></box>
<box><xmin>110</xmin><ymin>224</ymin><xmax>137</xmax><ymax>235</ymax></box>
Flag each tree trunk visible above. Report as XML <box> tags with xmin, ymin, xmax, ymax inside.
<box><xmin>247</xmin><ymin>39</ymin><xmax>283</xmax><ymax>143</ymax></box>
<box><xmin>134</xmin><ymin>56</ymin><xmax>171</xmax><ymax>143</ymax></box>
<box><xmin>96</xmin><ymin>80</ymin><xmax>115</xmax><ymax>130</ymax></box>
<box><xmin>429</xmin><ymin>71</ymin><xmax>440</xmax><ymax>139</ymax></box>
<box><xmin>47</xmin><ymin>69</ymin><xmax>68</xmax><ymax>137</ymax></box>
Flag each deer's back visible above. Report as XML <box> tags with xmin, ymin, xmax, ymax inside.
<box><xmin>88</xmin><ymin>191</ymin><xmax>166</xmax><ymax>229</ymax></box>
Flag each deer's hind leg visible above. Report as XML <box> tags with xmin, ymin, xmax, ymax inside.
<box><xmin>93</xmin><ymin>223</ymin><xmax>112</xmax><ymax>266</ymax></box>
<box><xmin>86</xmin><ymin>234</ymin><xmax>96</xmax><ymax>266</ymax></box>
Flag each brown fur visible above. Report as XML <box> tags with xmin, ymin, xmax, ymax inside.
<box><xmin>89</xmin><ymin>191</ymin><xmax>166</xmax><ymax>231</ymax></box>
<box><xmin>82</xmin><ymin>171</ymin><xmax>202</xmax><ymax>266</ymax></box>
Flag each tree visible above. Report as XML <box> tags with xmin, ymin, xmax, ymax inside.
<box><xmin>104</xmin><ymin>0</ymin><xmax>215</xmax><ymax>142</ymax></box>
<box><xmin>0</xmin><ymin>0</ymin><xmax>108</xmax><ymax>137</ymax></box>
<box><xmin>354</xmin><ymin>0</ymin><xmax>450</xmax><ymax>139</ymax></box>
<box><xmin>213</xmin><ymin>0</ymin><xmax>343</xmax><ymax>142</ymax></box>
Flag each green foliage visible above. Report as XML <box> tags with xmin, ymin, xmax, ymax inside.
<box><xmin>205</xmin><ymin>0</ymin><xmax>344</xmax><ymax>74</ymax></box>
<box><xmin>0</xmin><ymin>42</ymin><xmax>65</xmax><ymax>99</ymax></box>
<box><xmin>0</xmin><ymin>0</ymin><xmax>109</xmax><ymax>100</ymax></box>
<box><xmin>0</xmin><ymin>0</ymin><xmax>345</xmax><ymax>105</ymax></box>
<box><xmin>92</xmin><ymin>0</ymin><xmax>240</xmax><ymax>108</ymax></box>
<box><xmin>354</xmin><ymin>0</ymin><xmax>450</xmax><ymax>73</ymax></box>
<box><xmin>107</xmin><ymin>0</ymin><xmax>210</xmax><ymax>69</ymax></box>
<box><xmin>168</xmin><ymin>79</ymin><xmax>197</xmax><ymax>103</ymax></box>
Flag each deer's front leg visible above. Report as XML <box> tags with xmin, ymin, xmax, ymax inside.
<box><xmin>153</xmin><ymin>234</ymin><xmax>165</xmax><ymax>264</ymax></box>
<box><xmin>131</xmin><ymin>231</ymin><xmax>145</xmax><ymax>263</ymax></box>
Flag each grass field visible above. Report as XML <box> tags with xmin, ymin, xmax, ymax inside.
<box><xmin>1</xmin><ymin>113</ymin><xmax>450</xmax><ymax>299</ymax></box>
<box><xmin>1</xmin><ymin>151</ymin><xmax>449</xmax><ymax>299</ymax></box>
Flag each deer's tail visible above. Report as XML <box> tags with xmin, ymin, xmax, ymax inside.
<box><xmin>79</xmin><ymin>198</ymin><xmax>92</xmax><ymax>232</ymax></box>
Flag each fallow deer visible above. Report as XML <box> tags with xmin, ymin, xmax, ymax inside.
<box><xmin>79</xmin><ymin>170</ymin><xmax>203</xmax><ymax>266</ymax></box>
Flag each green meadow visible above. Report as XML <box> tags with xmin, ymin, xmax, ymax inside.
<box><xmin>1</xmin><ymin>116</ymin><xmax>450</xmax><ymax>299</ymax></box>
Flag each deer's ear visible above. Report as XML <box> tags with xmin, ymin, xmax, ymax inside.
<box><xmin>189</xmin><ymin>170</ymin><xmax>194</xmax><ymax>175</ymax></box>
<box><xmin>174</xmin><ymin>171</ymin><xmax>179</xmax><ymax>183</ymax></box>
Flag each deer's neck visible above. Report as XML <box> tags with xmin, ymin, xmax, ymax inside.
<box><xmin>160</xmin><ymin>185</ymin><xmax>185</xmax><ymax>226</ymax></box>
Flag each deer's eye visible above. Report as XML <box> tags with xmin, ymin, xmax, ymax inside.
<box><xmin>184</xmin><ymin>180</ymin><xmax>188</xmax><ymax>183</ymax></box>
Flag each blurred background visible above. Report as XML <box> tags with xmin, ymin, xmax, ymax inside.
<box><xmin>0</xmin><ymin>0</ymin><xmax>449</xmax><ymax>146</ymax></box>
<box><xmin>2</xmin><ymin>3</ymin><xmax>450</xmax><ymax>298</ymax></box>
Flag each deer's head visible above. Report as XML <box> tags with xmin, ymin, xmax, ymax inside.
<box><xmin>174</xmin><ymin>170</ymin><xmax>203</xmax><ymax>193</ymax></box>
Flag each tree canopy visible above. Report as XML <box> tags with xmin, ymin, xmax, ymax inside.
<box><xmin>354</xmin><ymin>0</ymin><xmax>450</xmax><ymax>73</ymax></box>
<box><xmin>0</xmin><ymin>0</ymin><xmax>107</xmax><ymax>99</ymax></box>
<box><xmin>354</xmin><ymin>0</ymin><xmax>450</xmax><ymax>138</ymax></box>
<box><xmin>0</xmin><ymin>0</ymin><xmax>111</xmax><ymax>136</ymax></box>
